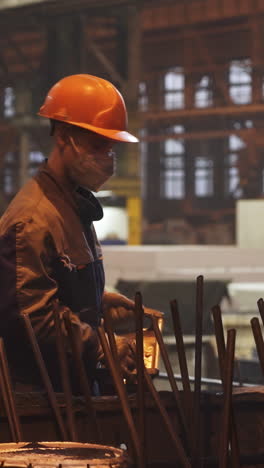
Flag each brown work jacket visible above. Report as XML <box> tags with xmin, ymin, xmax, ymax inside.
<box><xmin>0</xmin><ymin>162</ymin><xmax>105</xmax><ymax>388</ymax></box>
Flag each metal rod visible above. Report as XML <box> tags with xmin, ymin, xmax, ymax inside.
<box><xmin>0</xmin><ymin>338</ymin><xmax>22</xmax><ymax>442</ymax></box>
<box><xmin>134</xmin><ymin>291</ymin><xmax>146</xmax><ymax>467</ymax></box>
<box><xmin>97</xmin><ymin>325</ymin><xmax>143</xmax><ymax>466</ymax></box>
<box><xmin>0</xmin><ymin>360</ymin><xmax>17</xmax><ymax>441</ymax></box>
<box><xmin>103</xmin><ymin>313</ymin><xmax>121</xmax><ymax>372</ymax></box>
<box><xmin>193</xmin><ymin>275</ymin><xmax>203</xmax><ymax>466</ymax></box>
<box><xmin>102</xmin><ymin>313</ymin><xmax>144</xmax><ymax>465</ymax></box>
<box><xmin>143</xmin><ymin>366</ymin><xmax>191</xmax><ymax>468</ymax></box>
<box><xmin>211</xmin><ymin>305</ymin><xmax>226</xmax><ymax>372</ymax></box>
<box><xmin>251</xmin><ymin>317</ymin><xmax>264</xmax><ymax>376</ymax></box>
<box><xmin>151</xmin><ymin>314</ymin><xmax>190</xmax><ymax>455</ymax></box>
<box><xmin>157</xmin><ymin>372</ymin><xmax>255</xmax><ymax>388</ymax></box>
<box><xmin>63</xmin><ymin>310</ymin><xmax>101</xmax><ymax>443</ymax></box>
<box><xmin>22</xmin><ymin>313</ymin><xmax>67</xmax><ymax>441</ymax></box>
<box><xmin>212</xmin><ymin>305</ymin><xmax>240</xmax><ymax>468</ymax></box>
<box><xmin>170</xmin><ymin>300</ymin><xmax>193</xmax><ymax>442</ymax></box>
<box><xmin>53</xmin><ymin>307</ymin><xmax>77</xmax><ymax>441</ymax></box>
<box><xmin>257</xmin><ymin>298</ymin><xmax>264</xmax><ymax>327</ymax></box>
<box><xmin>219</xmin><ymin>329</ymin><xmax>236</xmax><ymax>468</ymax></box>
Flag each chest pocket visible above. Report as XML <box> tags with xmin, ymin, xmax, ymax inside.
<box><xmin>52</xmin><ymin>255</ymin><xmax>105</xmax><ymax>327</ymax></box>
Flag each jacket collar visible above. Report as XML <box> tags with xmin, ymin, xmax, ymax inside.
<box><xmin>35</xmin><ymin>161</ymin><xmax>104</xmax><ymax>225</ymax></box>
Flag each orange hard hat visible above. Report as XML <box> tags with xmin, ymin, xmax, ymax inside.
<box><xmin>38</xmin><ymin>74</ymin><xmax>138</xmax><ymax>143</ymax></box>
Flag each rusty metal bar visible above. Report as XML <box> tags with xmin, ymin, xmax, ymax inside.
<box><xmin>170</xmin><ymin>300</ymin><xmax>193</xmax><ymax>436</ymax></box>
<box><xmin>22</xmin><ymin>313</ymin><xmax>67</xmax><ymax>441</ymax></box>
<box><xmin>0</xmin><ymin>356</ymin><xmax>17</xmax><ymax>441</ymax></box>
<box><xmin>63</xmin><ymin>310</ymin><xmax>101</xmax><ymax>443</ymax></box>
<box><xmin>211</xmin><ymin>305</ymin><xmax>226</xmax><ymax>371</ymax></box>
<box><xmin>193</xmin><ymin>275</ymin><xmax>203</xmax><ymax>466</ymax></box>
<box><xmin>143</xmin><ymin>366</ymin><xmax>191</xmax><ymax>468</ymax></box>
<box><xmin>151</xmin><ymin>313</ymin><xmax>190</xmax><ymax>455</ymax></box>
<box><xmin>53</xmin><ymin>307</ymin><xmax>77</xmax><ymax>441</ymax></box>
<box><xmin>219</xmin><ymin>329</ymin><xmax>236</xmax><ymax>468</ymax></box>
<box><xmin>97</xmin><ymin>325</ymin><xmax>143</xmax><ymax>466</ymax></box>
<box><xmin>0</xmin><ymin>338</ymin><xmax>22</xmax><ymax>442</ymax></box>
<box><xmin>134</xmin><ymin>291</ymin><xmax>146</xmax><ymax>467</ymax></box>
<box><xmin>211</xmin><ymin>305</ymin><xmax>240</xmax><ymax>468</ymax></box>
<box><xmin>257</xmin><ymin>298</ymin><xmax>264</xmax><ymax>327</ymax></box>
<box><xmin>251</xmin><ymin>317</ymin><xmax>264</xmax><ymax>376</ymax></box>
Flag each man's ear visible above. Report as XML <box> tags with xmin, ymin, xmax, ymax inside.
<box><xmin>54</xmin><ymin>123</ymin><xmax>68</xmax><ymax>149</ymax></box>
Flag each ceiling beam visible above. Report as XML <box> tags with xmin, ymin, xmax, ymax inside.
<box><xmin>141</xmin><ymin>104</ymin><xmax>264</xmax><ymax>121</ymax></box>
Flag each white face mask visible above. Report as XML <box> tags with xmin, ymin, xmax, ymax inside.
<box><xmin>67</xmin><ymin>135</ymin><xmax>116</xmax><ymax>191</ymax></box>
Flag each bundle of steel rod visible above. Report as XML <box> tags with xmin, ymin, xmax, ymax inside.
<box><xmin>4</xmin><ymin>277</ymin><xmax>264</xmax><ymax>467</ymax></box>
<box><xmin>22</xmin><ymin>309</ymin><xmax>101</xmax><ymax>443</ymax></box>
<box><xmin>99</xmin><ymin>275</ymin><xmax>240</xmax><ymax>467</ymax></box>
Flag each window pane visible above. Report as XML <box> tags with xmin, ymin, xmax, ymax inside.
<box><xmin>194</xmin><ymin>157</ymin><xmax>214</xmax><ymax>197</ymax></box>
<box><xmin>194</xmin><ymin>75</ymin><xmax>213</xmax><ymax>108</ymax></box>
<box><xmin>29</xmin><ymin>151</ymin><xmax>45</xmax><ymax>163</ymax></box>
<box><xmin>161</xmin><ymin>140</ymin><xmax>185</xmax><ymax>199</ymax></box>
<box><xmin>165</xmin><ymin>92</ymin><xmax>184</xmax><ymax>109</ymax></box>
<box><xmin>229</xmin><ymin>60</ymin><xmax>251</xmax><ymax>84</ymax></box>
<box><xmin>4</xmin><ymin>87</ymin><xmax>15</xmax><ymax>118</ymax></box>
<box><xmin>230</xmin><ymin>84</ymin><xmax>252</xmax><ymax>104</ymax></box>
<box><xmin>162</xmin><ymin>170</ymin><xmax>185</xmax><ymax>199</ymax></box>
<box><xmin>229</xmin><ymin>59</ymin><xmax>252</xmax><ymax>104</ymax></box>
<box><xmin>164</xmin><ymin>68</ymin><xmax>185</xmax><ymax>110</ymax></box>
<box><xmin>165</xmin><ymin>139</ymin><xmax>184</xmax><ymax>154</ymax></box>
<box><xmin>138</xmin><ymin>81</ymin><xmax>148</xmax><ymax>111</ymax></box>
<box><xmin>225</xmin><ymin>152</ymin><xmax>242</xmax><ymax>198</ymax></box>
<box><xmin>165</xmin><ymin>70</ymin><xmax>184</xmax><ymax>90</ymax></box>
<box><xmin>229</xmin><ymin>135</ymin><xmax>245</xmax><ymax>151</ymax></box>
<box><xmin>3</xmin><ymin>168</ymin><xmax>15</xmax><ymax>195</ymax></box>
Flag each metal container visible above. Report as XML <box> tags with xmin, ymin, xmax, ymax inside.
<box><xmin>0</xmin><ymin>442</ymin><xmax>130</xmax><ymax>468</ymax></box>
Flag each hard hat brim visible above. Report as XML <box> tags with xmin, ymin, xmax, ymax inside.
<box><xmin>39</xmin><ymin>111</ymin><xmax>139</xmax><ymax>143</ymax></box>
<box><xmin>67</xmin><ymin>120</ymin><xmax>139</xmax><ymax>143</ymax></box>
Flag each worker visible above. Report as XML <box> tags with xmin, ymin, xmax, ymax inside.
<box><xmin>0</xmin><ymin>74</ymin><xmax>150</xmax><ymax>392</ymax></box>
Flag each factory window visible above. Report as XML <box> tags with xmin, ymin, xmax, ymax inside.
<box><xmin>3</xmin><ymin>87</ymin><xmax>15</xmax><ymax>118</ymax></box>
<box><xmin>171</xmin><ymin>125</ymin><xmax>184</xmax><ymax>134</ymax></box>
<box><xmin>229</xmin><ymin>134</ymin><xmax>245</xmax><ymax>151</ymax></box>
<box><xmin>3</xmin><ymin>167</ymin><xmax>15</xmax><ymax>195</ymax></box>
<box><xmin>161</xmin><ymin>138</ymin><xmax>185</xmax><ymax>199</ymax></box>
<box><xmin>3</xmin><ymin>171</ymin><xmax>13</xmax><ymax>194</ymax></box>
<box><xmin>229</xmin><ymin>59</ymin><xmax>252</xmax><ymax>105</ymax></box>
<box><xmin>225</xmin><ymin>154</ymin><xmax>240</xmax><ymax>196</ymax></box>
<box><xmin>164</xmin><ymin>68</ymin><xmax>185</xmax><ymax>110</ymax></box>
<box><xmin>28</xmin><ymin>150</ymin><xmax>45</xmax><ymax>178</ymax></box>
<box><xmin>29</xmin><ymin>151</ymin><xmax>45</xmax><ymax>163</ymax></box>
<box><xmin>139</xmin><ymin>128</ymin><xmax>147</xmax><ymax>199</ymax></box>
<box><xmin>194</xmin><ymin>75</ymin><xmax>213</xmax><ymax>108</ymax></box>
<box><xmin>194</xmin><ymin>157</ymin><xmax>214</xmax><ymax>197</ymax></box>
<box><xmin>138</xmin><ymin>82</ymin><xmax>148</xmax><ymax>111</ymax></box>
<box><xmin>3</xmin><ymin>151</ymin><xmax>17</xmax><ymax>196</ymax></box>
<box><xmin>224</xmin><ymin>135</ymin><xmax>245</xmax><ymax>197</ymax></box>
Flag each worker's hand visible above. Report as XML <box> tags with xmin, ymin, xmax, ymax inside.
<box><xmin>102</xmin><ymin>291</ymin><xmax>135</xmax><ymax>324</ymax></box>
<box><xmin>114</xmin><ymin>334</ymin><xmax>136</xmax><ymax>381</ymax></box>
